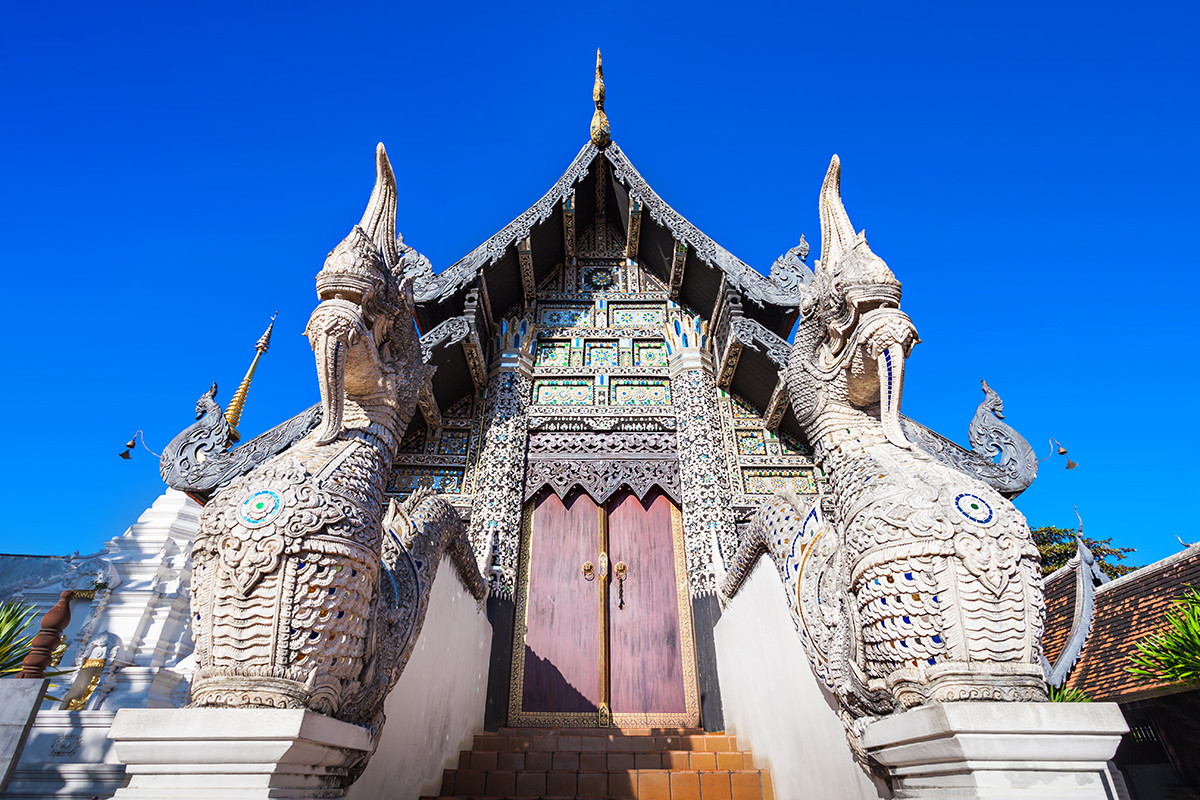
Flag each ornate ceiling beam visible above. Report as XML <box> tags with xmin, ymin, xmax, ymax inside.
<box><xmin>713</xmin><ymin>282</ymin><xmax>745</xmax><ymax>389</ymax></box>
<box><xmin>562</xmin><ymin>191</ymin><xmax>576</xmax><ymax>262</ymax></box>
<box><xmin>764</xmin><ymin>378</ymin><xmax>789</xmax><ymax>430</ymax></box>
<box><xmin>461</xmin><ymin>292</ymin><xmax>489</xmax><ymax>391</ymax></box>
<box><xmin>668</xmin><ymin>240</ymin><xmax>688</xmax><ymax>300</ymax></box>
<box><xmin>418</xmin><ymin>377</ymin><xmax>442</xmax><ymax>430</ymax></box>
<box><xmin>517</xmin><ymin>237</ymin><xmax>535</xmax><ymax>301</ymax></box>
<box><xmin>624</xmin><ymin>198</ymin><xmax>643</xmax><ymax>261</ymax></box>
<box><xmin>475</xmin><ymin>275</ymin><xmax>496</xmax><ymax>342</ymax></box>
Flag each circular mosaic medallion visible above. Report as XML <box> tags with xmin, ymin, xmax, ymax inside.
<box><xmin>585</xmin><ymin>268</ymin><xmax>614</xmax><ymax>289</ymax></box>
<box><xmin>953</xmin><ymin>492</ymin><xmax>994</xmax><ymax>525</ymax></box>
<box><xmin>238</xmin><ymin>489</ymin><xmax>283</xmax><ymax>528</ymax></box>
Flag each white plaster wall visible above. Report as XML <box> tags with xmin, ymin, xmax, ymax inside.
<box><xmin>348</xmin><ymin>555</ymin><xmax>492</xmax><ymax>800</ymax></box>
<box><xmin>714</xmin><ymin>559</ymin><xmax>889</xmax><ymax>800</ymax></box>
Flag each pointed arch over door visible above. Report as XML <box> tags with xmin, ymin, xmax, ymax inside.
<box><xmin>510</xmin><ymin>486</ymin><xmax>698</xmax><ymax>728</ymax></box>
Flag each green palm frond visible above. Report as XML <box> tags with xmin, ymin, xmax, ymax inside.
<box><xmin>0</xmin><ymin>599</ymin><xmax>40</xmax><ymax>676</ymax></box>
<box><xmin>1047</xmin><ymin>684</ymin><xmax>1091</xmax><ymax>702</ymax></box>
<box><xmin>1128</xmin><ymin>586</ymin><xmax>1200</xmax><ymax>685</ymax></box>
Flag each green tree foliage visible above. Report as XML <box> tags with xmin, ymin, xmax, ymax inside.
<box><xmin>1031</xmin><ymin>526</ymin><xmax>1138</xmax><ymax>579</ymax></box>
<box><xmin>0</xmin><ymin>598</ymin><xmax>39</xmax><ymax>676</ymax></box>
<box><xmin>1129</xmin><ymin>586</ymin><xmax>1200</xmax><ymax>686</ymax></box>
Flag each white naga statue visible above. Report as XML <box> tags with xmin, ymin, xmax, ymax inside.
<box><xmin>723</xmin><ymin>156</ymin><xmax>1046</xmax><ymax>731</ymax></box>
<box><xmin>162</xmin><ymin>145</ymin><xmax>485</xmax><ymax>731</ymax></box>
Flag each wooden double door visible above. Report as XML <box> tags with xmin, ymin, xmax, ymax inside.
<box><xmin>510</xmin><ymin>487</ymin><xmax>699</xmax><ymax>728</ymax></box>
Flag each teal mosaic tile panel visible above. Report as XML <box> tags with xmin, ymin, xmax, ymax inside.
<box><xmin>779</xmin><ymin>429</ymin><xmax>812</xmax><ymax>456</ymax></box>
<box><xmin>399</xmin><ymin>426</ymin><xmax>426</xmax><ymax>453</ymax></box>
<box><xmin>444</xmin><ymin>395</ymin><xmax>474</xmax><ymax>418</ymax></box>
<box><xmin>730</xmin><ymin>393</ymin><xmax>763</xmax><ymax>420</ymax></box>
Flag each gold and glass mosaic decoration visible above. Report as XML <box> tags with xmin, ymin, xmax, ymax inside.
<box><xmin>388</xmin><ymin>466</ymin><xmax>465</xmax><ymax>494</ymax></box>
<box><xmin>388</xmin><ymin>394</ymin><xmax>482</xmax><ymax>501</ymax></box>
<box><xmin>717</xmin><ymin>389</ymin><xmax>824</xmax><ymax>505</ymax></box>
<box><xmin>538</xmin><ymin>304</ymin><xmax>592</xmax><ymax>328</ymax></box>
<box><xmin>742</xmin><ymin>469</ymin><xmax>818</xmax><ymax>494</ymax></box>
<box><xmin>585</xmin><ymin>341</ymin><xmax>618</xmax><ymax>367</ymax></box>
<box><xmin>635</xmin><ymin>341</ymin><xmax>667</xmax><ymax>366</ymax></box>
<box><xmin>535</xmin><ymin>379</ymin><xmax>594</xmax><ymax>405</ymax></box>
<box><xmin>610</xmin><ymin>378</ymin><xmax>671</xmax><ymax>406</ymax></box>
<box><xmin>609</xmin><ymin>303</ymin><xmax>665</xmax><ymax>327</ymax></box>
<box><xmin>535</xmin><ymin>341</ymin><xmax>570</xmax><ymax>367</ymax></box>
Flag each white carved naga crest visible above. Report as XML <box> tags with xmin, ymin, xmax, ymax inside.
<box><xmin>185</xmin><ymin>145</ymin><xmax>485</xmax><ymax>732</ymax></box>
<box><xmin>721</xmin><ymin>157</ymin><xmax>1046</xmax><ymax>734</ymax></box>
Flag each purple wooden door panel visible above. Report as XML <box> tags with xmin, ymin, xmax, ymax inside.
<box><xmin>608</xmin><ymin>489</ymin><xmax>688</xmax><ymax>716</ymax></box>
<box><xmin>520</xmin><ymin>489</ymin><xmax>600</xmax><ymax>714</ymax></box>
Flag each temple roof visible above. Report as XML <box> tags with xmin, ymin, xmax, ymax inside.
<box><xmin>1044</xmin><ymin>543</ymin><xmax>1200</xmax><ymax>702</ymax></box>
<box><xmin>408</xmin><ymin>141</ymin><xmax>806</xmax><ymax>338</ymax></box>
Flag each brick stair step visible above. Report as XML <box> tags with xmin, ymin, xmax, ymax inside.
<box><xmin>473</xmin><ymin>732</ymin><xmax>740</xmax><ymax>754</ymax></box>
<box><xmin>439</xmin><ymin>768</ymin><xmax>772</xmax><ymax>800</ymax></box>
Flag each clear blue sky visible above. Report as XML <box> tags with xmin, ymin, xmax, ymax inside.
<box><xmin>2</xmin><ymin>2</ymin><xmax>1196</xmax><ymax>568</ymax></box>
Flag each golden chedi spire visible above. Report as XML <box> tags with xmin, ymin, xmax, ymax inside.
<box><xmin>590</xmin><ymin>48</ymin><xmax>611</xmax><ymax>149</ymax></box>
<box><xmin>224</xmin><ymin>313</ymin><xmax>276</xmax><ymax>443</ymax></box>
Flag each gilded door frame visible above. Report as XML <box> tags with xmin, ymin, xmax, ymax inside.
<box><xmin>508</xmin><ymin>490</ymin><xmax>699</xmax><ymax>728</ymax></box>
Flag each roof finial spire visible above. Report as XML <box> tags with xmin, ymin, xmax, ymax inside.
<box><xmin>590</xmin><ymin>48</ymin><xmax>611</xmax><ymax>150</ymax></box>
<box><xmin>224</xmin><ymin>313</ymin><xmax>276</xmax><ymax>443</ymax></box>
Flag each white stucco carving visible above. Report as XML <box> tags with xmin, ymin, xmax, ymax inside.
<box><xmin>187</xmin><ymin>145</ymin><xmax>483</xmax><ymax>738</ymax></box>
<box><xmin>722</xmin><ymin>157</ymin><xmax>1046</xmax><ymax>739</ymax></box>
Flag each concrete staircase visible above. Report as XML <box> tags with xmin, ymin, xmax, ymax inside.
<box><xmin>425</xmin><ymin>727</ymin><xmax>773</xmax><ymax>800</ymax></box>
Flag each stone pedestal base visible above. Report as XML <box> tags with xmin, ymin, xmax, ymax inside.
<box><xmin>108</xmin><ymin>708</ymin><xmax>373</xmax><ymax>799</ymax></box>
<box><xmin>860</xmin><ymin>702</ymin><xmax>1128</xmax><ymax>799</ymax></box>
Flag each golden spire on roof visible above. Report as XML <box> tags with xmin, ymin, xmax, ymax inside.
<box><xmin>590</xmin><ymin>48</ymin><xmax>611</xmax><ymax>149</ymax></box>
<box><xmin>224</xmin><ymin>313</ymin><xmax>276</xmax><ymax>443</ymax></box>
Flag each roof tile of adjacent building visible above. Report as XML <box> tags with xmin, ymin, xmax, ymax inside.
<box><xmin>1044</xmin><ymin>542</ymin><xmax>1200</xmax><ymax>702</ymax></box>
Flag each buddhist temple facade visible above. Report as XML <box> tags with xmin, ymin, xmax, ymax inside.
<box><xmin>0</xmin><ymin>55</ymin><xmax>1137</xmax><ymax>800</ymax></box>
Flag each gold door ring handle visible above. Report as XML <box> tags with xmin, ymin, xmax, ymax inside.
<box><xmin>615</xmin><ymin>561</ymin><xmax>628</xmax><ymax>609</ymax></box>
<box><xmin>581</xmin><ymin>561</ymin><xmax>595</xmax><ymax>581</ymax></box>
<box><xmin>615</xmin><ymin>561</ymin><xmax>628</xmax><ymax>580</ymax></box>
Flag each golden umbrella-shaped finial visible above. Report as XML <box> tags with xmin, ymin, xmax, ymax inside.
<box><xmin>590</xmin><ymin>48</ymin><xmax>611</xmax><ymax>149</ymax></box>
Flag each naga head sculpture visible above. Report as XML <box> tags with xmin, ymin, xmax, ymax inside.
<box><xmin>306</xmin><ymin>143</ymin><xmax>424</xmax><ymax>445</ymax></box>
<box><xmin>795</xmin><ymin>156</ymin><xmax>920</xmax><ymax>448</ymax></box>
